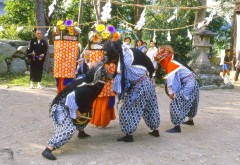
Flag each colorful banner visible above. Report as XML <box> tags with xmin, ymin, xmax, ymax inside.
<box><xmin>89</xmin><ymin>50</ymin><xmax>105</xmax><ymax>68</ymax></box>
<box><xmin>89</xmin><ymin>50</ymin><xmax>116</xmax><ymax>97</ymax></box>
<box><xmin>53</xmin><ymin>40</ymin><xmax>78</xmax><ymax>78</ymax></box>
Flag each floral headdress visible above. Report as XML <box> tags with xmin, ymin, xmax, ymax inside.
<box><xmin>55</xmin><ymin>19</ymin><xmax>81</xmax><ymax>36</ymax></box>
<box><xmin>88</xmin><ymin>24</ymin><xmax>120</xmax><ymax>43</ymax></box>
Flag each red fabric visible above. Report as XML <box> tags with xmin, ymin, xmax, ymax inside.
<box><xmin>90</xmin><ymin>97</ymin><xmax>116</xmax><ymax>127</ymax></box>
<box><xmin>89</xmin><ymin>50</ymin><xmax>116</xmax><ymax>127</ymax></box>
<box><xmin>57</xmin><ymin>78</ymin><xmax>66</xmax><ymax>94</ymax></box>
<box><xmin>159</xmin><ymin>54</ymin><xmax>180</xmax><ymax>74</ymax></box>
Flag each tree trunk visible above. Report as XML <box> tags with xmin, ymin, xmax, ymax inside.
<box><xmin>93</xmin><ymin>0</ymin><xmax>106</xmax><ymax>23</ymax></box>
<box><xmin>231</xmin><ymin>0</ymin><xmax>240</xmax><ymax>60</ymax></box>
<box><xmin>78</xmin><ymin>0</ymin><xmax>83</xmax><ymax>28</ymax></box>
<box><xmin>230</xmin><ymin>12</ymin><xmax>236</xmax><ymax>60</ymax></box>
<box><xmin>93</xmin><ymin>0</ymin><xmax>101</xmax><ymax>22</ymax></box>
<box><xmin>193</xmin><ymin>0</ymin><xmax>207</xmax><ymax>29</ymax></box>
<box><xmin>134</xmin><ymin>0</ymin><xmax>144</xmax><ymax>40</ymax></box>
<box><xmin>35</xmin><ymin>0</ymin><xmax>50</xmax><ymax>73</ymax></box>
<box><xmin>192</xmin><ymin>0</ymin><xmax>207</xmax><ymax>47</ymax></box>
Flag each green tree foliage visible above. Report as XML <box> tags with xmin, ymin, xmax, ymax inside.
<box><xmin>0</xmin><ymin>0</ymin><xmax>66</xmax><ymax>39</ymax></box>
<box><xmin>0</xmin><ymin>0</ymin><xmax>35</xmax><ymax>25</ymax></box>
<box><xmin>208</xmin><ymin>17</ymin><xmax>232</xmax><ymax>52</ymax></box>
<box><xmin>0</xmin><ymin>0</ymin><xmax>233</xmax><ymax>60</ymax></box>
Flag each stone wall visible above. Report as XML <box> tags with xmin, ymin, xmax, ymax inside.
<box><xmin>0</xmin><ymin>40</ymin><xmax>54</xmax><ymax>74</ymax></box>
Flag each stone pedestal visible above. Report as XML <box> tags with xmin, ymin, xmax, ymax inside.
<box><xmin>190</xmin><ymin>28</ymin><xmax>224</xmax><ymax>87</ymax></box>
<box><xmin>190</xmin><ymin>60</ymin><xmax>224</xmax><ymax>87</ymax></box>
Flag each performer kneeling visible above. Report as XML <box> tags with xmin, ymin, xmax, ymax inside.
<box><xmin>155</xmin><ymin>45</ymin><xmax>199</xmax><ymax>133</ymax></box>
<box><xmin>42</xmin><ymin>61</ymin><xmax>114</xmax><ymax>160</ymax></box>
<box><xmin>110</xmin><ymin>40</ymin><xmax>160</xmax><ymax>142</ymax></box>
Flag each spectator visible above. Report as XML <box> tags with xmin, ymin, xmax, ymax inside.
<box><xmin>146</xmin><ymin>41</ymin><xmax>158</xmax><ymax>86</ymax></box>
<box><xmin>27</xmin><ymin>30</ymin><xmax>48</xmax><ymax>89</ymax></box>
<box><xmin>123</xmin><ymin>37</ymin><xmax>133</xmax><ymax>48</ymax></box>
<box><xmin>136</xmin><ymin>39</ymin><xmax>147</xmax><ymax>54</ymax></box>
<box><xmin>223</xmin><ymin>49</ymin><xmax>232</xmax><ymax>84</ymax></box>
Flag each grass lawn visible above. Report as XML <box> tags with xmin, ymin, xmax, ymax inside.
<box><xmin>0</xmin><ymin>73</ymin><xmax>56</xmax><ymax>88</ymax></box>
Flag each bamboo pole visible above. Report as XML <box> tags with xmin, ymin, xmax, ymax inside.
<box><xmin>78</xmin><ymin>0</ymin><xmax>83</xmax><ymax>28</ymax></box>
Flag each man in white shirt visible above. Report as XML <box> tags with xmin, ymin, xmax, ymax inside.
<box><xmin>146</xmin><ymin>41</ymin><xmax>158</xmax><ymax>86</ymax></box>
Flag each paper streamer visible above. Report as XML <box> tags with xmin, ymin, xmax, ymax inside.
<box><xmin>167</xmin><ymin>7</ymin><xmax>178</xmax><ymax>23</ymax></box>
<box><xmin>0</xmin><ymin>26</ymin><xmax>4</xmax><ymax>31</ymax></box>
<box><xmin>101</xmin><ymin>0</ymin><xmax>112</xmax><ymax>22</ymax></box>
<box><xmin>153</xmin><ymin>30</ymin><xmax>157</xmax><ymax>43</ymax></box>
<box><xmin>44</xmin><ymin>27</ymin><xmax>51</xmax><ymax>37</ymax></box>
<box><xmin>48</xmin><ymin>0</ymin><xmax>57</xmax><ymax>17</ymax></box>
<box><xmin>16</xmin><ymin>27</ymin><xmax>24</xmax><ymax>32</ymax></box>
<box><xmin>187</xmin><ymin>29</ymin><xmax>192</xmax><ymax>40</ymax></box>
<box><xmin>167</xmin><ymin>30</ymin><xmax>171</xmax><ymax>41</ymax></box>
<box><xmin>135</xmin><ymin>8</ymin><xmax>146</xmax><ymax>30</ymax></box>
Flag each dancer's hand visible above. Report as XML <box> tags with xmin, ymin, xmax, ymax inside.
<box><xmin>76</xmin><ymin>110</ymin><xmax>81</xmax><ymax>118</ymax></box>
<box><xmin>169</xmin><ymin>93</ymin><xmax>175</xmax><ymax>100</ymax></box>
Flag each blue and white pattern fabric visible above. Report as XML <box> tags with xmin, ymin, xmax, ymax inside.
<box><xmin>167</xmin><ymin>66</ymin><xmax>194</xmax><ymax>100</ymax></box>
<box><xmin>167</xmin><ymin>66</ymin><xmax>199</xmax><ymax>126</ymax></box>
<box><xmin>113</xmin><ymin>46</ymin><xmax>148</xmax><ymax>94</ymax></box>
<box><xmin>119</xmin><ymin>77</ymin><xmax>160</xmax><ymax>134</ymax></box>
<box><xmin>114</xmin><ymin>46</ymin><xmax>160</xmax><ymax>135</ymax></box>
<box><xmin>48</xmin><ymin>100</ymin><xmax>76</xmax><ymax>149</ymax></box>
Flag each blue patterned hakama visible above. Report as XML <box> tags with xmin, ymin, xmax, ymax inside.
<box><xmin>114</xmin><ymin>46</ymin><xmax>160</xmax><ymax>135</ymax></box>
<box><xmin>119</xmin><ymin>76</ymin><xmax>160</xmax><ymax>134</ymax></box>
<box><xmin>48</xmin><ymin>99</ymin><xmax>76</xmax><ymax>149</ymax></box>
<box><xmin>167</xmin><ymin>66</ymin><xmax>199</xmax><ymax>126</ymax></box>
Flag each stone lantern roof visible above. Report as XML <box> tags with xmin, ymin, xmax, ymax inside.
<box><xmin>194</xmin><ymin>27</ymin><xmax>216</xmax><ymax>37</ymax></box>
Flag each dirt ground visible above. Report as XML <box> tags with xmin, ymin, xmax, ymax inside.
<box><xmin>0</xmin><ymin>75</ymin><xmax>240</xmax><ymax>165</ymax></box>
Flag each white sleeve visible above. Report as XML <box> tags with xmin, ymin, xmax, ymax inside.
<box><xmin>167</xmin><ymin>74</ymin><xmax>175</xmax><ymax>94</ymax></box>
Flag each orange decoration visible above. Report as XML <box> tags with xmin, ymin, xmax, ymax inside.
<box><xmin>68</xmin><ymin>26</ymin><xmax>75</xmax><ymax>35</ymax></box>
<box><xmin>89</xmin><ymin>50</ymin><xmax>116</xmax><ymax>97</ymax></box>
<box><xmin>112</xmin><ymin>32</ymin><xmax>120</xmax><ymax>41</ymax></box>
<box><xmin>92</xmin><ymin>34</ymin><xmax>101</xmax><ymax>43</ymax></box>
<box><xmin>89</xmin><ymin>50</ymin><xmax>105</xmax><ymax>67</ymax></box>
<box><xmin>98</xmin><ymin>63</ymin><xmax>116</xmax><ymax>97</ymax></box>
<box><xmin>53</xmin><ymin>40</ymin><xmax>78</xmax><ymax>78</ymax></box>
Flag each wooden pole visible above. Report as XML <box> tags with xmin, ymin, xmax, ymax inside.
<box><xmin>234</xmin><ymin>0</ymin><xmax>240</xmax><ymax>55</ymax></box>
<box><xmin>134</xmin><ymin>0</ymin><xmax>144</xmax><ymax>39</ymax></box>
<box><xmin>78</xmin><ymin>0</ymin><xmax>83</xmax><ymax>28</ymax></box>
<box><xmin>93</xmin><ymin>0</ymin><xmax>100</xmax><ymax>23</ymax></box>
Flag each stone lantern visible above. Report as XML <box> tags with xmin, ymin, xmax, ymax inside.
<box><xmin>192</xmin><ymin>27</ymin><xmax>215</xmax><ymax>69</ymax></box>
<box><xmin>189</xmin><ymin>27</ymin><xmax>224</xmax><ymax>88</ymax></box>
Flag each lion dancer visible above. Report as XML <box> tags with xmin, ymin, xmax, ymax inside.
<box><xmin>111</xmin><ymin>39</ymin><xmax>160</xmax><ymax>142</ymax></box>
<box><xmin>42</xmin><ymin>60</ymin><xmax>114</xmax><ymax>160</ymax></box>
<box><xmin>154</xmin><ymin>45</ymin><xmax>199</xmax><ymax>133</ymax></box>
<box><xmin>53</xmin><ymin>20</ymin><xmax>90</xmax><ymax>138</ymax></box>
